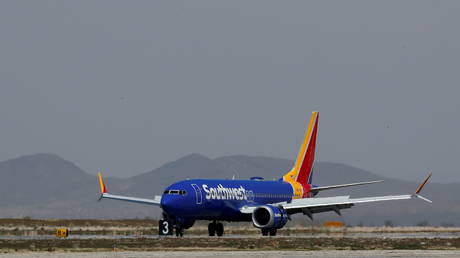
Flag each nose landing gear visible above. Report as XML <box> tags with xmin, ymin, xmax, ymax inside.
<box><xmin>208</xmin><ymin>221</ymin><xmax>224</xmax><ymax>237</ymax></box>
<box><xmin>175</xmin><ymin>226</ymin><xmax>184</xmax><ymax>237</ymax></box>
<box><xmin>160</xmin><ymin>213</ymin><xmax>187</xmax><ymax>237</ymax></box>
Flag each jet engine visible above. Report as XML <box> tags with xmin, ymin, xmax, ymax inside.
<box><xmin>252</xmin><ymin>205</ymin><xmax>288</xmax><ymax>229</ymax></box>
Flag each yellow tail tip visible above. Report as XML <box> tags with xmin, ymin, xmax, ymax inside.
<box><xmin>97</xmin><ymin>172</ymin><xmax>107</xmax><ymax>193</ymax></box>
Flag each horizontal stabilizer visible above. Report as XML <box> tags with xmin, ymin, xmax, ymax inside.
<box><xmin>310</xmin><ymin>180</ymin><xmax>384</xmax><ymax>191</ymax></box>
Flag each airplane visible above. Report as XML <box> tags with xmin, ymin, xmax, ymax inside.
<box><xmin>97</xmin><ymin>111</ymin><xmax>432</xmax><ymax>237</ymax></box>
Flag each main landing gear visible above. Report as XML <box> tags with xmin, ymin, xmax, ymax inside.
<box><xmin>208</xmin><ymin>221</ymin><xmax>224</xmax><ymax>237</ymax></box>
<box><xmin>261</xmin><ymin>228</ymin><xmax>277</xmax><ymax>236</ymax></box>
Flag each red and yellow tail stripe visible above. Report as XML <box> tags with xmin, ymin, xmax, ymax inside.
<box><xmin>283</xmin><ymin>111</ymin><xmax>319</xmax><ymax>198</ymax></box>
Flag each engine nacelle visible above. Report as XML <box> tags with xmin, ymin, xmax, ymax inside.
<box><xmin>252</xmin><ymin>205</ymin><xmax>288</xmax><ymax>229</ymax></box>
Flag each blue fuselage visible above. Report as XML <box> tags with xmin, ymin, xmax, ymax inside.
<box><xmin>160</xmin><ymin>179</ymin><xmax>294</xmax><ymax>222</ymax></box>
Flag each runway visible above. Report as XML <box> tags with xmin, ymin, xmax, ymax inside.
<box><xmin>2</xmin><ymin>250</ymin><xmax>460</xmax><ymax>258</ymax></box>
<box><xmin>2</xmin><ymin>223</ymin><xmax>460</xmax><ymax>255</ymax></box>
<box><xmin>2</xmin><ymin>231</ymin><xmax>460</xmax><ymax>240</ymax></box>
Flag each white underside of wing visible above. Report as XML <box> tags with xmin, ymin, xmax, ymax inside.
<box><xmin>239</xmin><ymin>194</ymin><xmax>413</xmax><ymax>214</ymax></box>
<box><xmin>101</xmin><ymin>193</ymin><xmax>162</xmax><ymax>206</ymax></box>
<box><xmin>282</xmin><ymin>194</ymin><xmax>412</xmax><ymax>210</ymax></box>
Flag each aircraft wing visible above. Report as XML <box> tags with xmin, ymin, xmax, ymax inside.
<box><xmin>97</xmin><ymin>173</ymin><xmax>161</xmax><ymax>206</ymax></box>
<box><xmin>310</xmin><ymin>180</ymin><xmax>384</xmax><ymax>192</ymax></box>
<box><xmin>279</xmin><ymin>194</ymin><xmax>415</xmax><ymax>218</ymax></box>
<box><xmin>240</xmin><ymin>173</ymin><xmax>432</xmax><ymax>218</ymax></box>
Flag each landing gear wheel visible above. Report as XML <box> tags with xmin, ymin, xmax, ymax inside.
<box><xmin>216</xmin><ymin>223</ymin><xmax>224</xmax><ymax>237</ymax></box>
<box><xmin>208</xmin><ymin>222</ymin><xmax>216</xmax><ymax>236</ymax></box>
<box><xmin>261</xmin><ymin>228</ymin><xmax>269</xmax><ymax>236</ymax></box>
<box><xmin>175</xmin><ymin>227</ymin><xmax>183</xmax><ymax>237</ymax></box>
<box><xmin>269</xmin><ymin>229</ymin><xmax>277</xmax><ymax>236</ymax></box>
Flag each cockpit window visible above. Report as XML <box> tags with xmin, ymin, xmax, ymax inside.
<box><xmin>164</xmin><ymin>190</ymin><xmax>187</xmax><ymax>195</ymax></box>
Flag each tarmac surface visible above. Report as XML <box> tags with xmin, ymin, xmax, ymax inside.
<box><xmin>2</xmin><ymin>231</ymin><xmax>460</xmax><ymax>240</ymax></box>
<box><xmin>2</xmin><ymin>250</ymin><xmax>460</xmax><ymax>258</ymax></box>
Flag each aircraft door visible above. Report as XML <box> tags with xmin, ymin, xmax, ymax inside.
<box><xmin>191</xmin><ymin>184</ymin><xmax>202</xmax><ymax>205</ymax></box>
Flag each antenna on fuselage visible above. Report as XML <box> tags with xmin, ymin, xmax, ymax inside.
<box><xmin>232</xmin><ymin>168</ymin><xmax>240</xmax><ymax>180</ymax></box>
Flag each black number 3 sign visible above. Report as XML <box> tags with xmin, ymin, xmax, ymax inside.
<box><xmin>159</xmin><ymin>220</ymin><xmax>172</xmax><ymax>235</ymax></box>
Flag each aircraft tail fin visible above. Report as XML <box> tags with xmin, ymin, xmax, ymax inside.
<box><xmin>283</xmin><ymin>111</ymin><xmax>319</xmax><ymax>185</ymax></box>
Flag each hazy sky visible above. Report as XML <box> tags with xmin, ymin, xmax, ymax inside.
<box><xmin>0</xmin><ymin>1</ymin><xmax>459</xmax><ymax>182</ymax></box>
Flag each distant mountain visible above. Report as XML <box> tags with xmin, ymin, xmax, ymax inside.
<box><xmin>0</xmin><ymin>153</ymin><xmax>458</xmax><ymax>226</ymax></box>
<box><xmin>0</xmin><ymin>154</ymin><xmax>155</xmax><ymax>218</ymax></box>
<box><xmin>126</xmin><ymin>154</ymin><xmax>292</xmax><ymax>197</ymax></box>
<box><xmin>0</xmin><ymin>154</ymin><xmax>92</xmax><ymax>206</ymax></box>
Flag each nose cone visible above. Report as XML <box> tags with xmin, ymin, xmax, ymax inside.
<box><xmin>161</xmin><ymin>182</ymin><xmax>194</xmax><ymax>216</ymax></box>
<box><xmin>160</xmin><ymin>194</ymin><xmax>176</xmax><ymax>214</ymax></box>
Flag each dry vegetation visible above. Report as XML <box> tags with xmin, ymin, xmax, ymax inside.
<box><xmin>1</xmin><ymin>238</ymin><xmax>460</xmax><ymax>252</ymax></box>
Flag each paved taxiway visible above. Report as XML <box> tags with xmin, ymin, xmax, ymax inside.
<box><xmin>2</xmin><ymin>231</ymin><xmax>460</xmax><ymax>240</ymax></box>
<box><xmin>1</xmin><ymin>250</ymin><xmax>460</xmax><ymax>258</ymax></box>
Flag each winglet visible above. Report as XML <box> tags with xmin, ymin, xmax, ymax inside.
<box><xmin>413</xmin><ymin>172</ymin><xmax>432</xmax><ymax>203</ymax></box>
<box><xmin>415</xmin><ymin>172</ymin><xmax>432</xmax><ymax>194</ymax></box>
<box><xmin>97</xmin><ymin>172</ymin><xmax>107</xmax><ymax>194</ymax></box>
